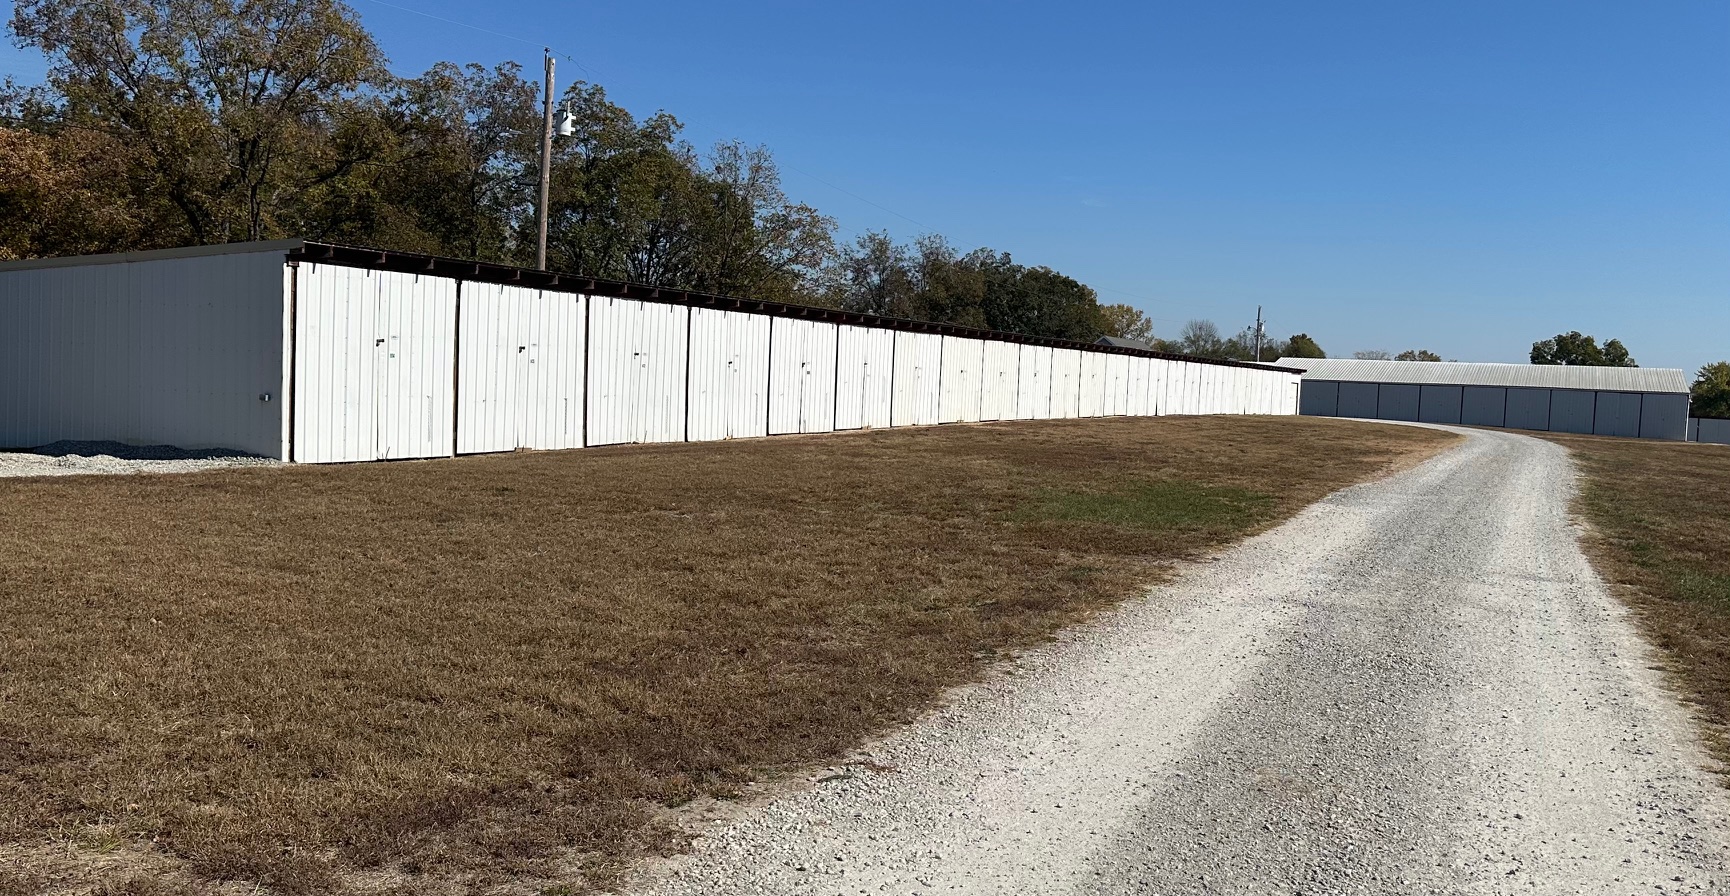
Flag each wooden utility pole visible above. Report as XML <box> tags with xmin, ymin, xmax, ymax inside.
<box><xmin>537</xmin><ymin>50</ymin><xmax>554</xmax><ymax>270</ymax></box>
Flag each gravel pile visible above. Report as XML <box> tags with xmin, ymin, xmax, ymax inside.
<box><xmin>627</xmin><ymin>426</ymin><xmax>1730</xmax><ymax>896</ymax></box>
<box><xmin>0</xmin><ymin>440</ymin><xmax>278</xmax><ymax>478</ymax></box>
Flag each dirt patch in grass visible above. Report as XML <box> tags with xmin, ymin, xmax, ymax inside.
<box><xmin>0</xmin><ymin>416</ymin><xmax>1456</xmax><ymax>895</ymax></box>
<box><xmin>1535</xmin><ymin>433</ymin><xmax>1730</xmax><ymax>766</ymax></box>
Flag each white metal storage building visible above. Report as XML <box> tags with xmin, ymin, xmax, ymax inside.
<box><xmin>1275</xmin><ymin>357</ymin><xmax>1691</xmax><ymax>441</ymax></box>
<box><xmin>0</xmin><ymin>241</ymin><xmax>1302</xmax><ymax>462</ymax></box>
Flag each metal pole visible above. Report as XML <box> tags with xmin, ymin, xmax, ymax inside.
<box><xmin>537</xmin><ymin>50</ymin><xmax>555</xmax><ymax>270</ymax></box>
<box><xmin>1253</xmin><ymin>305</ymin><xmax>1264</xmax><ymax>362</ymax></box>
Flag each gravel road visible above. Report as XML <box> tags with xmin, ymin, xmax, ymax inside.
<box><xmin>629</xmin><ymin>427</ymin><xmax>1729</xmax><ymax>896</ymax></box>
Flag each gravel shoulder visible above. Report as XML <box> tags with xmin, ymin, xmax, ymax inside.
<box><xmin>626</xmin><ymin>426</ymin><xmax>1730</xmax><ymax>896</ymax></box>
<box><xmin>0</xmin><ymin>440</ymin><xmax>276</xmax><ymax>477</ymax></box>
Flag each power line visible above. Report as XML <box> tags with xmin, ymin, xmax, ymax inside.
<box><xmin>349</xmin><ymin>2</ymin><xmax>1212</xmax><ymax>327</ymax></box>
<box><xmin>16</xmin><ymin>1</ymin><xmax>1253</xmax><ymax>334</ymax></box>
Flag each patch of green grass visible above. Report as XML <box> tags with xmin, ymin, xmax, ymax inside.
<box><xmin>1662</xmin><ymin>566</ymin><xmax>1730</xmax><ymax>610</ymax></box>
<box><xmin>1596</xmin><ymin>508</ymin><xmax>1730</xmax><ymax>610</ymax></box>
<box><xmin>1014</xmin><ymin>480</ymin><xmax>1275</xmax><ymax>533</ymax></box>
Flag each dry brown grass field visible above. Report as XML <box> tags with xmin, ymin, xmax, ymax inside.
<box><xmin>0</xmin><ymin>416</ymin><xmax>1456</xmax><ymax>896</ymax></box>
<box><xmin>1537</xmin><ymin>433</ymin><xmax>1730</xmax><ymax>766</ymax></box>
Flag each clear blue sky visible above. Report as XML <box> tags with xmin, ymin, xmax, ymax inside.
<box><xmin>4</xmin><ymin>1</ymin><xmax>1727</xmax><ymax>370</ymax></box>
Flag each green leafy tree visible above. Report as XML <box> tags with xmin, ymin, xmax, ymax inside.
<box><xmin>911</xmin><ymin>234</ymin><xmax>986</xmax><ymax>328</ymax></box>
<box><xmin>1394</xmin><ymin>349</ymin><xmax>1442</xmax><ymax>361</ymax></box>
<box><xmin>1178</xmin><ymin>320</ymin><xmax>1228</xmax><ymax>358</ymax></box>
<box><xmin>690</xmin><ymin>141</ymin><xmax>835</xmax><ymax>303</ymax></box>
<box><xmin>1692</xmin><ymin>362</ymin><xmax>1730</xmax><ymax>419</ymax></box>
<box><xmin>11</xmin><ymin>0</ymin><xmax>390</xmax><ymax>243</ymax></box>
<box><xmin>1280</xmin><ymin>333</ymin><xmax>1326</xmax><ymax>359</ymax></box>
<box><xmin>1013</xmin><ymin>265</ymin><xmax>1103</xmax><ymax>340</ymax></box>
<box><xmin>0</xmin><ymin>125</ymin><xmax>158</xmax><ymax>259</ymax></box>
<box><xmin>1097</xmin><ymin>304</ymin><xmax>1155</xmax><ymax>343</ymax></box>
<box><xmin>833</xmin><ymin>231</ymin><xmax>916</xmax><ymax>316</ymax></box>
<box><xmin>375</xmin><ymin>61</ymin><xmax>539</xmax><ymax>262</ymax></box>
<box><xmin>1531</xmin><ymin>331</ymin><xmax>1637</xmax><ymax>367</ymax></box>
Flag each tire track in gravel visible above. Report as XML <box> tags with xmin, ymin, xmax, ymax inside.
<box><xmin>627</xmin><ymin>427</ymin><xmax>1729</xmax><ymax>896</ymax></box>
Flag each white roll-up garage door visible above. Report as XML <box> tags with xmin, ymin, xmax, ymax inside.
<box><xmin>587</xmin><ymin>297</ymin><xmax>689</xmax><ymax>446</ymax></box>
<box><xmin>980</xmin><ymin>340</ymin><xmax>1020</xmax><ymax>422</ymax></box>
<box><xmin>687</xmin><ymin>307</ymin><xmax>770</xmax><ymax>441</ymax></box>
<box><xmin>1050</xmin><ymin>349</ymin><xmax>1083</xmax><ymax>419</ymax></box>
<box><xmin>835</xmin><ymin>324</ymin><xmax>894</xmax><ymax>430</ymax></box>
<box><xmin>1015</xmin><ymin>345</ymin><xmax>1054</xmax><ymax>420</ymax></box>
<box><xmin>456</xmin><ymin>283</ymin><xmax>585</xmax><ymax>455</ymax></box>
<box><xmin>294</xmin><ymin>264</ymin><xmax>456</xmax><ymax>463</ymax></box>
<box><xmin>769</xmin><ymin>317</ymin><xmax>839</xmax><ymax>435</ymax></box>
<box><xmin>939</xmin><ymin>335</ymin><xmax>985</xmax><ymax>424</ymax></box>
<box><xmin>891</xmin><ymin>331</ymin><xmax>942</xmax><ymax>427</ymax></box>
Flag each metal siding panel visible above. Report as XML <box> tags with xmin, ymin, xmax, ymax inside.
<box><xmin>1696</xmin><ymin>418</ymin><xmax>1730</xmax><ymax>445</ymax></box>
<box><xmin>1050</xmin><ymin>349</ymin><xmax>1083</xmax><ymax>418</ymax></box>
<box><xmin>519</xmin><ymin>288</ymin><xmax>586</xmax><ymax>450</ymax></box>
<box><xmin>0</xmin><ymin>251</ymin><xmax>287</xmax><ymax>457</ymax></box>
<box><xmin>1299</xmin><ymin>381</ymin><xmax>1340</xmax><ymax>416</ymax></box>
<box><xmin>891</xmin><ymin>331</ymin><xmax>942</xmax><ymax>427</ymax></box>
<box><xmin>1337</xmin><ymin>382</ymin><xmax>1379</xmax><ymax>419</ymax></box>
<box><xmin>1549</xmin><ymin>389</ymin><xmax>1596</xmax><ymax>434</ymax></box>
<box><xmin>1015</xmin><ymin>345</ymin><xmax>1053</xmax><ymax>420</ymax></box>
<box><xmin>980</xmin><ymin>340</ymin><xmax>1020</xmax><ymax>421</ymax></box>
<box><xmin>938</xmin><ymin>336</ymin><xmax>985</xmax><ymax>423</ymax></box>
<box><xmin>295</xmin><ymin>263</ymin><xmax>375</xmax><ymax>462</ymax></box>
<box><xmin>1460</xmin><ymin>387</ymin><xmax>1506</xmax><ymax>427</ymax></box>
<box><xmin>1077</xmin><ymin>351</ymin><xmax>1106</xmax><ymax>417</ymax></box>
<box><xmin>1102</xmin><ymin>354</ymin><xmax>1130</xmax><ymax>415</ymax></box>
<box><xmin>1639</xmin><ymin>394</ymin><xmax>1688</xmax><ymax>441</ymax></box>
<box><xmin>642</xmin><ymin>302</ymin><xmax>690</xmax><ymax>444</ymax></box>
<box><xmin>688</xmin><ymin>308</ymin><xmax>770</xmax><ymax>441</ymax></box>
<box><xmin>586</xmin><ymin>297</ymin><xmax>688</xmax><ymax>446</ymax></box>
<box><xmin>834</xmin><ymin>324</ymin><xmax>894</xmax><ymax>430</ymax></box>
<box><xmin>1417</xmin><ymin>385</ymin><xmax>1463</xmax><ymax>424</ymax></box>
<box><xmin>1504</xmin><ymin>388</ymin><xmax>1552</xmax><ymax>431</ymax></box>
<box><xmin>1593</xmin><ymin>392</ymin><xmax>1641</xmax><ymax>438</ymax></box>
<box><xmin>1377</xmin><ymin>384</ymin><xmax>1420</xmax><ymax>421</ymax></box>
<box><xmin>1125</xmin><ymin>357</ymin><xmax>1149</xmax><ymax>416</ymax></box>
<box><xmin>373</xmin><ymin>270</ymin><xmax>455</xmax><ymax>460</ymax></box>
<box><xmin>769</xmin><ymin>318</ymin><xmax>839</xmax><ymax>434</ymax></box>
<box><xmin>1147</xmin><ymin>359</ymin><xmax>1168</xmax><ymax>415</ymax></box>
<box><xmin>457</xmin><ymin>282</ymin><xmax>515</xmax><ymax>454</ymax></box>
<box><xmin>804</xmin><ymin>321</ymin><xmax>839</xmax><ymax>433</ymax></box>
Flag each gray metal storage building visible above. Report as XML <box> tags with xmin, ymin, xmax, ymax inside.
<box><xmin>0</xmin><ymin>241</ymin><xmax>1301</xmax><ymax>462</ymax></box>
<box><xmin>1275</xmin><ymin>358</ymin><xmax>1690</xmax><ymax>441</ymax></box>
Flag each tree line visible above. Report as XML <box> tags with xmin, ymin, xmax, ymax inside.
<box><xmin>0</xmin><ymin>0</ymin><xmax>1307</xmax><ymax>353</ymax></box>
